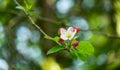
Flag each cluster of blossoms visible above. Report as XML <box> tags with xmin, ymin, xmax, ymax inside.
<box><xmin>58</xmin><ymin>26</ymin><xmax>80</xmax><ymax>48</ymax></box>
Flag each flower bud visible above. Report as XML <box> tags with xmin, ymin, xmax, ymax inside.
<box><xmin>73</xmin><ymin>26</ymin><xmax>80</xmax><ymax>32</ymax></box>
<box><xmin>72</xmin><ymin>41</ymin><xmax>79</xmax><ymax>47</ymax></box>
<box><xmin>58</xmin><ymin>38</ymin><xmax>64</xmax><ymax>42</ymax></box>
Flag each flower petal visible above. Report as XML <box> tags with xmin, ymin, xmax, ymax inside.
<box><xmin>69</xmin><ymin>31</ymin><xmax>76</xmax><ymax>40</ymax></box>
<box><xmin>67</xmin><ymin>27</ymin><xmax>77</xmax><ymax>40</ymax></box>
<box><xmin>60</xmin><ymin>34</ymin><xmax>68</xmax><ymax>40</ymax></box>
<box><xmin>59</xmin><ymin>28</ymin><xmax>66</xmax><ymax>35</ymax></box>
<box><xmin>59</xmin><ymin>28</ymin><xmax>68</xmax><ymax>40</ymax></box>
<box><xmin>67</xmin><ymin>27</ymin><xmax>74</xmax><ymax>32</ymax></box>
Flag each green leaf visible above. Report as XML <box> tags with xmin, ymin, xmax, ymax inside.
<box><xmin>15</xmin><ymin>6</ymin><xmax>25</xmax><ymax>11</ymax></box>
<box><xmin>69</xmin><ymin>49</ymin><xmax>79</xmax><ymax>59</ymax></box>
<box><xmin>76</xmin><ymin>41</ymin><xmax>94</xmax><ymax>60</ymax></box>
<box><xmin>77</xmin><ymin>53</ymin><xmax>87</xmax><ymax>61</ymax></box>
<box><xmin>44</xmin><ymin>36</ymin><xmax>59</xmax><ymax>41</ymax></box>
<box><xmin>28</xmin><ymin>11</ymin><xmax>35</xmax><ymax>16</ymax></box>
<box><xmin>52</xmin><ymin>36</ymin><xmax>59</xmax><ymax>41</ymax></box>
<box><xmin>44</xmin><ymin>36</ymin><xmax>52</xmax><ymax>40</ymax></box>
<box><xmin>24</xmin><ymin>0</ymin><xmax>32</xmax><ymax>11</ymax></box>
<box><xmin>47</xmin><ymin>46</ymin><xmax>64</xmax><ymax>55</ymax></box>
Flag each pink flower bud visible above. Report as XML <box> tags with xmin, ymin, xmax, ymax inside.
<box><xmin>58</xmin><ymin>38</ymin><xmax>64</xmax><ymax>42</ymax></box>
<box><xmin>72</xmin><ymin>41</ymin><xmax>79</xmax><ymax>47</ymax></box>
<box><xmin>73</xmin><ymin>26</ymin><xmax>80</xmax><ymax>32</ymax></box>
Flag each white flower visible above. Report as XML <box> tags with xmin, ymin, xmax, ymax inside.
<box><xmin>59</xmin><ymin>27</ymin><xmax>77</xmax><ymax>40</ymax></box>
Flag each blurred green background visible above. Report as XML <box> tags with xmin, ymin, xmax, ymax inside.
<box><xmin>0</xmin><ymin>0</ymin><xmax>120</xmax><ymax>70</ymax></box>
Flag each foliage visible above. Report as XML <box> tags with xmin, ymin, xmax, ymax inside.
<box><xmin>47</xmin><ymin>46</ymin><xmax>64</xmax><ymax>55</ymax></box>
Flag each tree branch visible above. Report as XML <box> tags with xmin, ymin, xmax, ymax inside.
<box><xmin>13</xmin><ymin>0</ymin><xmax>61</xmax><ymax>45</ymax></box>
<box><xmin>99</xmin><ymin>32</ymin><xmax>120</xmax><ymax>39</ymax></box>
<box><xmin>81</xmin><ymin>29</ymin><xmax>120</xmax><ymax>39</ymax></box>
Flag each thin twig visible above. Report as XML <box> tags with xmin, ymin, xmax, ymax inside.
<box><xmin>99</xmin><ymin>32</ymin><xmax>120</xmax><ymax>39</ymax></box>
<box><xmin>36</xmin><ymin>16</ymin><xmax>61</xmax><ymax>24</ymax></box>
<box><xmin>81</xmin><ymin>29</ymin><xmax>120</xmax><ymax>39</ymax></box>
<box><xmin>13</xmin><ymin>0</ymin><xmax>61</xmax><ymax>45</ymax></box>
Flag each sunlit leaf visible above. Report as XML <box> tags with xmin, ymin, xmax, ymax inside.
<box><xmin>76</xmin><ymin>41</ymin><xmax>94</xmax><ymax>60</ymax></box>
<box><xmin>24</xmin><ymin>0</ymin><xmax>33</xmax><ymax>11</ymax></box>
<box><xmin>47</xmin><ymin>46</ymin><xmax>64</xmax><ymax>55</ymax></box>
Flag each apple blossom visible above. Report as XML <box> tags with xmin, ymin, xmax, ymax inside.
<box><xmin>59</xmin><ymin>27</ymin><xmax>77</xmax><ymax>40</ymax></box>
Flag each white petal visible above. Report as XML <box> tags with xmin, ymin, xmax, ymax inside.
<box><xmin>60</xmin><ymin>28</ymin><xmax>67</xmax><ymax>35</ymax></box>
<box><xmin>69</xmin><ymin>29</ymin><xmax>76</xmax><ymax>40</ymax></box>
<box><xmin>67</xmin><ymin>27</ymin><xmax>77</xmax><ymax>40</ymax></box>
<box><xmin>60</xmin><ymin>34</ymin><xmax>68</xmax><ymax>40</ymax></box>
<box><xmin>67</xmin><ymin>27</ymin><xmax>73</xmax><ymax>31</ymax></box>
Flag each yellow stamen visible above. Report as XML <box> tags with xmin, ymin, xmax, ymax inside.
<box><xmin>67</xmin><ymin>32</ymin><xmax>71</xmax><ymax>38</ymax></box>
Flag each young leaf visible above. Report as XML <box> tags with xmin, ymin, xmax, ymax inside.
<box><xmin>52</xmin><ymin>36</ymin><xmax>59</xmax><ymax>41</ymax></box>
<box><xmin>47</xmin><ymin>46</ymin><xmax>64</xmax><ymax>55</ymax></box>
<box><xmin>24</xmin><ymin>0</ymin><xmax>33</xmax><ymax>11</ymax></box>
<box><xmin>76</xmin><ymin>41</ymin><xmax>94</xmax><ymax>58</ymax></box>
<box><xmin>44</xmin><ymin>36</ymin><xmax>59</xmax><ymax>41</ymax></box>
<box><xmin>16</xmin><ymin>6</ymin><xmax>25</xmax><ymax>11</ymax></box>
<box><xmin>44</xmin><ymin>36</ymin><xmax>52</xmax><ymax>40</ymax></box>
